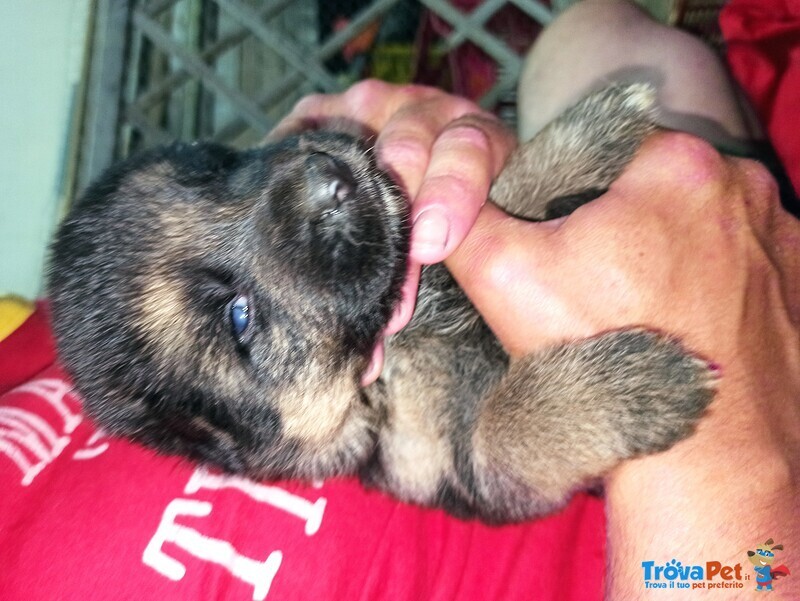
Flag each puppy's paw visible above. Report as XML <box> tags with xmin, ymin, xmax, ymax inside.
<box><xmin>613</xmin><ymin>82</ymin><xmax>657</xmax><ymax>114</ymax></box>
<box><xmin>576</xmin><ymin>82</ymin><xmax>658</xmax><ymax>147</ymax></box>
<box><xmin>599</xmin><ymin>328</ymin><xmax>717</xmax><ymax>455</ymax></box>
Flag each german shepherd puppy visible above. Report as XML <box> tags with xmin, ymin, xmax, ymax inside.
<box><xmin>49</xmin><ymin>84</ymin><xmax>715</xmax><ymax>523</ymax></box>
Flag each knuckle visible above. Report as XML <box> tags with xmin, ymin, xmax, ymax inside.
<box><xmin>440</xmin><ymin>122</ymin><xmax>492</xmax><ymax>155</ymax></box>
<box><xmin>664</xmin><ymin>132</ymin><xmax>728</xmax><ymax>185</ymax></box>
<box><xmin>444</xmin><ymin>96</ymin><xmax>482</xmax><ymax>117</ymax></box>
<box><xmin>378</xmin><ymin>133</ymin><xmax>430</xmax><ymax>166</ymax></box>
<box><xmin>480</xmin><ymin>240</ymin><xmax>527</xmax><ymax>293</ymax></box>
<box><xmin>645</xmin><ymin>132</ymin><xmax>732</xmax><ymax>211</ymax></box>
<box><xmin>376</xmin><ymin>134</ymin><xmax>431</xmax><ymax>191</ymax></box>
<box><xmin>464</xmin><ymin>218</ymin><xmax>540</xmax><ymax>295</ymax></box>
<box><xmin>397</xmin><ymin>82</ymin><xmax>451</xmax><ymax>104</ymax></box>
<box><xmin>405</xmin><ymin>83</ymin><xmax>446</xmax><ymax>101</ymax></box>
<box><xmin>453</xmin><ymin>103</ymin><xmax>493</xmax><ymax>122</ymax></box>
<box><xmin>430</xmin><ymin>134</ymin><xmax>493</xmax><ymax>185</ymax></box>
<box><xmin>729</xmin><ymin>157</ymin><xmax>783</xmax><ymax>226</ymax></box>
<box><xmin>345</xmin><ymin>78</ymin><xmax>391</xmax><ymax>105</ymax></box>
<box><xmin>736</xmin><ymin>157</ymin><xmax>780</xmax><ymax>202</ymax></box>
<box><xmin>459</xmin><ymin>110</ymin><xmax>506</xmax><ymax>132</ymax></box>
<box><xmin>451</xmin><ymin>215</ymin><xmax>504</xmax><ymax>286</ymax></box>
<box><xmin>346</xmin><ymin>80</ymin><xmax>438</xmax><ymax>109</ymax></box>
<box><xmin>290</xmin><ymin>93</ymin><xmax>325</xmax><ymax>116</ymax></box>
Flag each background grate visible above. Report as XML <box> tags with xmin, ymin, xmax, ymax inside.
<box><xmin>75</xmin><ymin>0</ymin><xmax>576</xmax><ymax>198</ymax></box>
<box><xmin>76</xmin><ymin>0</ymin><xmax>724</xmax><ymax>199</ymax></box>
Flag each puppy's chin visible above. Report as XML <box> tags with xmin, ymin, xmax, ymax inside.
<box><xmin>249</xmin><ymin>370</ymin><xmax>382</xmax><ymax>482</ymax></box>
<box><xmin>156</xmin><ymin>358</ymin><xmax>385</xmax><ymax>483</ymax></box>
<box><xmin>276</xmin><ymin>398</ymin><xmax>381</xmax><ymax>482</ymax></box>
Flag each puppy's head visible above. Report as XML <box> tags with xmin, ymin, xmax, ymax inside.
<box><xmin>48</xmin><ymin>131</ymin><xmax>409</xmax><ymax>480</ymax></box>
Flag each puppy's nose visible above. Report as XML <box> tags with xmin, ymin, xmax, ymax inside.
<box><xmin>304</xmin><ymin>153</ymin><xmax>356</xmax><ymax>214</ymax></box>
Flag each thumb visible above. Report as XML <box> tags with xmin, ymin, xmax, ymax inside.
<box><xmin>445</xmin><ymin>203</ymin><xmax>566</xmax><ymax>356</ymax></box>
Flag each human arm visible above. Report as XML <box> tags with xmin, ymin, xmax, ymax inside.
<box><xmin>447</xmin><ymin>132</ymin><xmax>800</xmax><ymax>597</ymax></box>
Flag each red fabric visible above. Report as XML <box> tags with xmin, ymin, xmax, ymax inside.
<box><xmin>0</xmin><ymin>308</ymin><xmax>606</xmax><ymax>600</ymax></box>
<box><xmin>0</xmin><ymin>301</ymin><xmax>56</xmax><ymax>395</ymax></box>
<box><xmin>720</xmin><ymin>0</ymin><xmax>800</xmax><ymax>193</ymax></box>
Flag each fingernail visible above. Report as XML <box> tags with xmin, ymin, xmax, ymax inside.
<box><xmin>360</xmin><ymin>340</ymin><xmax>385</xmax><ymax>387</ymax></box>
<box><xmin>412</xmin><ymin>208</ymin><xmax>450</xmax><ymax>258</ymax></box>
<box><xmin>385</xmin><ymin>295</ymin><xmax>412</xmax><ymax>336</ymax></box>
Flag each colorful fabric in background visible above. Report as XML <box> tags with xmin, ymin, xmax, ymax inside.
<box><xmin>0</xmin><ymin>296</ymin><xmax>35</xmax><ymax>343</ymax></box>
<box><xmin>720</xmin><ymin>0</ymin><xmax>800</xmax><ymax>195</ymax></box>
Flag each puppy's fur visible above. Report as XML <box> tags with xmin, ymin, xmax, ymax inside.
<box><xmin>49</xmin><ymin>84</ymin><xmax>714</xmax><ymax>523</ymax></box>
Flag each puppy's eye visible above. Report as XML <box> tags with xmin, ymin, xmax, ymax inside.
<box><xmin>228</xmin><ymin>294</ymin><xmax>251</xmax><ymax>341</ymax></box>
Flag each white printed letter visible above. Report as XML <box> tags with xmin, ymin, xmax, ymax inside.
<box><xmin>185</xmin><ymin>468</ymin><xmax>326</xmax><ymax>535</ymax></box>
<box><xmin>143</xmin><ymin>499</ymin><xmax>282</xmax><ymax>600</ymax></box>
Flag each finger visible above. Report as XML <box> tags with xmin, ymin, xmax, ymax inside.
<box><xmin>384</xmin><ymin>261</ymin><xmax>421</xmax><ymax>335</ymax></box>
<box><xmin>374</xmin><ymin>107</ymin><xmax>447</xmax><ymax>198</ymax></box>
<box><xmin>265</xmin><ymin>93</ymin><xmax>335</xmax><ymax>141</ymax></box>
<box><xmin>267</xmin><ymin>81</ymin><xmax>439</xmax><ymax>142</ymax></box>
<box><xmin>410</xmin><ymin>116</ymin><xmax>516</xmax><ymax>264</ymax></box>
<box><xmin>445</xmin><ymin>203</ymin><xmax>567</xmax><ymax>355</ymax></box>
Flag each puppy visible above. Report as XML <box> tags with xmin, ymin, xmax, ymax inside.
<box><xmin>49</xmin><ymin>84</ymin><xmax>715</xmax><ymax>523</ymax></box>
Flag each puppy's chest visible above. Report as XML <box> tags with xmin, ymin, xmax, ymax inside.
<box><xmin>373</xmin><ymin>342</ymin><xmax>462</xmax><ymax>502</ymax></box>
<box><xmin>365</xmin><ymin>278</ymin><xmax>508</xmax><ymax>506</ymax></box>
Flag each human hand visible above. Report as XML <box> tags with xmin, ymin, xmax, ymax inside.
<box><xmin>448</xmin><ymin>131</ymin><xmax>799</xmax><ymax>364</ymax></box>
<box><xmin>271</xmin><ymin>80</ymin><xmax>516</xmax><ymax>342</ymax></box>
<box><xmin>447</xmin><ymin>131</ymin><xmax>800</xmax><ymax>594</ymax></box>
<box><xmin>448</xmin><ymin>131</ymin><xmax>800</xmax><ymax>449</ymax></box>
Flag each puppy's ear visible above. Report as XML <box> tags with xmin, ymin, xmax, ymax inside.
<box><xmin>772</xmin><ymin>544</ymin><xmax>784</xmax><ymax>551</ymax></box>
<box><xmin>765</xmin><ymin>538</ymin><xmax>775</xmax><ymax>545</ymax></box>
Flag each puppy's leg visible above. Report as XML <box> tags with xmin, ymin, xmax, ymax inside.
<box><xmin>492</xmin><ymin>83</ymin><xmax>658</xmax><ymax>220</ymax></box>
<box><xmin>470</xmin><ymin>329</ymin><xmax>715</xmax><ymax>522</ymax></box>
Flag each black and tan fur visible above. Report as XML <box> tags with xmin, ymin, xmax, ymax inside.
<box><xmin>49</xmin><ymin>84</ymin><xmax>715</xmax><ymax>523</ymax></box>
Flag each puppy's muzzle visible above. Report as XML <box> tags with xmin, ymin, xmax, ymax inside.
<box><xmin>304</xmin><ymin>152</ymin><xmax>357</xmax><ymax>217</ymax></box>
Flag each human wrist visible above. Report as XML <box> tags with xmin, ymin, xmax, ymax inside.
<box><xmin>604</xmin><ymin>353</ymin><xmax>800</xmax><ymax>595</ymax></box>
<box><xmin>607</xmin><ymin>347</ymin><xmax>800</xmax><ymax>500</ymax></box>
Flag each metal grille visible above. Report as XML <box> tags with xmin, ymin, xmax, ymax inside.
<box><xmin>76</xmin><ymin>0</ymin><xmax>571</xmax><ymax>196</ymax></box>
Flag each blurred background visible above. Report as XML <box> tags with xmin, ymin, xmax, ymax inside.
<box><xmin>0</xmin><ymin>0</ymin><xmax>722</xmax><ymax>300</ymax></box>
